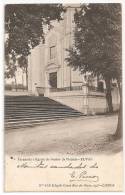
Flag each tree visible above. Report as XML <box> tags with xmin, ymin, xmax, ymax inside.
<box><xmin>5</xmin><ymin>51</ymin><xmax>18</xmax><ymax>90</ymax></box>
<box><xmin>5</xmin><ymin>4</ymin><xmax>65</xmax><ymax>82</ymax></box>
<box><xmin>66</xmin><ymin>4</ymin><xmax>122</xmax><ymax>138</ymax></box>
<box><xmin>18</xmin><ymin>56</ymin><xmax>28</xmax><ymax>89</ymax></box>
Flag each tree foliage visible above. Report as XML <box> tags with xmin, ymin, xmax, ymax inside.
<box><xmin>66</xmin><ymin>4</ymin><xmax>122</xmax><ymax>138</ymax></box>
<box><xmin>66</xmin><ymin>4</ymin><xmax>122</xmax><ymax>81</ymax></box>
<box><xmin>5</xmin><ymin>4</ymin><xmax>65</xmax><ymax>78</ymax></box>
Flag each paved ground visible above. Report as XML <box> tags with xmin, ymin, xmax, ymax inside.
<box><xmin>5</xmin><ymin>114</ymin><xmax>122</xmax><ymax>155</ymax></box>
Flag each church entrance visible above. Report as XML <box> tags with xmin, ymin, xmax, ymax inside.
<box><xmin>49</xmin><ymin>72</ymin><xmax>57</xmax><ymax>89</ymax></box>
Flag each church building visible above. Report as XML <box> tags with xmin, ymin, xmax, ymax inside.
<box><xmin>27</xmin><ymin>5</ymin><xmax>119</xmax><ymax>114</ymax></box>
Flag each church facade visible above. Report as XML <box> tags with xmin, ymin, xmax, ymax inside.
<box><xmin>28</xmin><ymin>5</ymin><xmax>119</xmax><ymax>114</ymax></box>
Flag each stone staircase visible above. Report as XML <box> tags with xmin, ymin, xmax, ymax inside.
<box><xmin>5</xmin><ymin>96</ymin><xmax>84</xmax><ymax>130</ymax></box>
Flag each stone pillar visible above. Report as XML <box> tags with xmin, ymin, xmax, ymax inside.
<box><xmin>44</xmin><ymin>72</ymin><xmax>50</xmax><ymax>97</ymax></box>
<box><xmin>82</xmin><ymin>83</ymin><xmax>89</xmax><ymax>115</ymax></box>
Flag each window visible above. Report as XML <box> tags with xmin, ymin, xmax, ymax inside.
<box><xmin>50</xmin><ymin>46</ymin><xmax>56</xmax><ymax>59</ymax></box>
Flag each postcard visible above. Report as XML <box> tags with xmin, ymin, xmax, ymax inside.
<box><xmin>4</xmin><ymin>2</ymin><xmax>123</xmax><ymax>192</ymax></box>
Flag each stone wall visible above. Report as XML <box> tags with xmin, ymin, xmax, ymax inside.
<box><xmin>46</xmin><ymin>87</ymin><xmax>119</xmax><ymax>114</ymax></box>
<box><xmin>46</xmin><ymin>90</ymin><xmax>106</xmax><ymax>114</ymax></box>
<box><xmin>88</xmin><ymin>95</ymin><xmax>107</xmax><ymax>114</ymax></box>
<box><xmin>48</xmin><ymin>90</ymin><xmax>88</xmax><ymax>114</ymax></box>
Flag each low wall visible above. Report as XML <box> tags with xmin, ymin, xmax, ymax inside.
<box><xmin>46</xmin><ymin>90</ymin><xmax>107</xmax><ymax>114</ymax></box>
<box><xmin>48</xmin><ymin>91</ymin><xmax>86</xmax><ymax>113</ymax></box>
<box><xmin>88</xmin><ymin>95</ymin><xmax>107</xmax><ymax>114</ymax></box>
<box><xmin>5</xmin><ymin>90</ymin><xmax>29</xmax><ymax>96</ymax></box>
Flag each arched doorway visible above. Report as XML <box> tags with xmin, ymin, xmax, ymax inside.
<box><xmin>49</xmin><ymin>72</ymin><xmax>57</xmax><ymax>89</ymax></box>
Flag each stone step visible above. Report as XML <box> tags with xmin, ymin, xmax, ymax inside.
<box><xmin>5</xmin><ymin>106</ymin><xmax>79</xmax><ymax>112</ymax></box>
<box><xmin>5</xmin><ymin>103</ymin><xmax>75</xmax><ymax>107</ymax></box>
<box><xmin>5</xmin><ymin>113</ymin><xmax>82</xmax><ymax>122</ymax></box>
<box><xmin>5</xmin><ymin>118</ymin><xmax>65</xmax><ymax>129</ymax></box>
<box><xmin>5</xmin><ymin>99</ymin><xmax>61</xmax><ymax>104</ymax></box>
<box><xmin>5</xmin><ymin>95</ymin><xmax>83</xmax><ymax>129</ymax></box>
<box><xmin>5</xmin><ymin>108</ymin><xmax>82</xmax><ymax>112</ymax></box>
<box><xmin>5</xmin><ymin>116</ymin><xmax>83</xmax><ymax>130</ymax></box>
<box><xmin>5</xmin><ymin>108</ymin><xmax>80</xmax><ymax>114</ymax></box>
<box><xmin>5</xmin><ymin>97</ymin><xmax>57</xmax><ymax>102</ymax></box>
<box><xmin>5</xmin><ymin>111</ymin><xmax>82</xmax><ymax>117</ymax></box>
<box><xmin>5</xmin><ymin>109</ymin><xmax>80</xmax><ymax>115</ymax></box>
<box><xmin>5</xmin><ymin>105</ymin><xmax>73</xmax><ymax>109</ymax></box>
<box><xmin>5</xmin><ymin>112</ymin><xmax>82</xmax><ymax>120</ymax></box>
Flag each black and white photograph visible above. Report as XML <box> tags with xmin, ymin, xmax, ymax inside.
<box><xmin>4</xmin><ymin>2</ymin><xmax>123</xmax><ymax>192</ymax></box>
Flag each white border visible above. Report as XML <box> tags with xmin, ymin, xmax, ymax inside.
<box><xmin>0</xmin><ymin>0</ymin><xmax>125</xmax><ymax>194</ymax></box>
<box><xmin>0</xmin><ymin>1</ymin><xmax>4</xmax><ymax>195</ymax></box>
<box><xmin>1</xmin><ymin>0</ymin><xmax>125</xmax><ymax>4</ymax></box>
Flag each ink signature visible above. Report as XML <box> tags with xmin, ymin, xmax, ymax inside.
<box><xmin>69</xmin><ymin>170</ymin><xmax>99</xmax><ymax>182</ymax></box>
